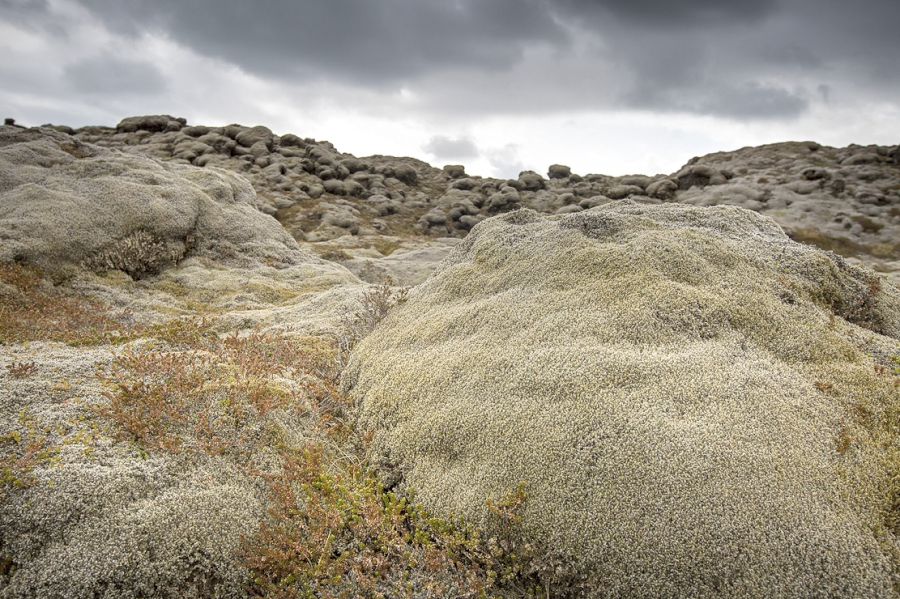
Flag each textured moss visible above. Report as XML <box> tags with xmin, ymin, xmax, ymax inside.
<box><xmin>344</xmin><ymin>202</ymin><xmax>900</xmax><ymax>598</ymax></box>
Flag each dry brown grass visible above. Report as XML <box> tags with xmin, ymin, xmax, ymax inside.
<box><xmin>95</xmin><ymin>325</ymin><xmax>342</xmax><ymax>458</ymax></box>
<box><xmin>0</xmin><ymin>262</ymin><xmax>139</xmax><ymax>346</ymax></box>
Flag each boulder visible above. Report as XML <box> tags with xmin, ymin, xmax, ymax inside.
<box><xmin>449</xmin><ymin>178</ymin><xmax>479</xmax><ymax>191</ymax></box>
<box><xmin>842</xmin><ymin>153</ymin><xmax>881</xmax><ymax>166</ymax></box>
<box><xmin>802</xmin><ymin>167</ymin><xmax>831</xmax><ymax>180</ymax></box>
<box><xmin>458</xmin><ymin>214</ymin><xmax>484</xmax><ymax>230</ymax></box>
<box><xmin>344</xmin><ymin>180</ymin><xmax>366</xmax><ymax>198</ymax></box>
<box><xmin>443</xmin><ymin>164</ymin><xmax>466</xmax><ymax>179</ymax></box>
<box><xmin>423</xmin><ymin>209</ymin><xmax>447</xmax><ymax>225</ymax></box>
<box><xmin>196</xmin><ymin>133</ymin><xmax>237</xmax><ymax>155</ymax></box>
<box><xmin>279</xmin><ymin>133</ymin><xmax>305</xmax><ymax>148</ymax></box>
<box><xmin>889</xmin><ymin>146</ymin><xmax>900</xmax><ymax>166</ymax></box>
<box><xmin>503</xmin><ymin>178</ymin><xmax>525</xmax><ymax>192</ymax></box>
<box><xmin>46</xmin><ymin>124</ymin><xmax>76</xmax><ymax>135</ymax></box>
<box><xmin>606</xmin><ymin>184</ymin><xmax>644</xmax><ymax>200</ymax></box>
<box><xmin>221</xmin><ymin>125</ymin><xmax>246</xmax><ymax>140</ymax></box>
<box><xmin>579</xmin><ymin>195</ymin><xmax>611</xmax><ymax>209</ymax></box>
<box><xmin>235</xmin><ymin>126</ymin><xmax>274</xmax><ymax>151</ymax></box>
<box><xmin>309</xmin><ymin>147</ymin><xmax>336</xmax><ymax>166</ymax></box>
<box><xmin>249</xmin><ymin>141</ymin><xmax>270</xmax><ymax>160</ymax></box>
<box><xmin>646</xmin><ymin>178</ymin><xmax>678</xmax><ymax>200</ymax></box>
<box><xmin>675</xmin><ymin>164</ymin><xmax>728</xmax><ymax>190</ymax></box>
<box><xmin>619</xmin><ymin>175</ymin><xmax>651</xmax><ymax>189</ymax></box>
<box><xmin>116</xmin><ymin>115</ymin><xmax>185</xmax><ymax>134</ymax></box>
<box><xmin>341</xmin><ymin>157</ymin><xmax>368</xmax><ymax>174</ymax></box>
<box><xmin>182</xmin><ymin>125</ymin><xmax>212</xmax><ymax>137</ymax></box>
<box><xmin>392</xmin><ymin>164</ymin><xmax>418</xmax><ymax>186</ymax></box>
<box><xmin>344</xmin><ymin>202</ymin><xmax>900</xmax><ymax>597</ymax></box>
<box><xmin>322</xmin><ymin>209</ymin><xmax>360</xmax><ymax>233</ymax></box>
<box><xmin>518</xmin><ymin>170</ymin><xmax>546</xmax><ymax>191</ymax></box>
<box><xmin>548</xmin><ymin>164</ymin><xmax>572</xmax><ymax>179</ymax></box>
<box><xmin>447</xmin><ymin>199</ymin><xmax>479</xmax><ymax>222</ymax></box>
<box><xmin>486</xmin><ymin>186</ymin><xmax>520</xmax><ymax>212</ymax></box>
<box><xmin>322</xmin><ymin>179</ymin><xmax>347</xmax><ymax>196</ymax></box>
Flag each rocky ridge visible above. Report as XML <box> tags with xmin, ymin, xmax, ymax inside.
<box><xmin>43</xmin><ymin>114</ymin><xmax>900</xmax><ymax>285</ymax></box>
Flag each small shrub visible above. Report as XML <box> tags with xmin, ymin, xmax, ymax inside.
<box><xmin>81</xmin><ymin>230</ymin><xmax>189</xmax><ymax>279</ymax></box>
<box><xmin>0</xmin><ymin>411</ymin><xmax>59</xmax><ymax>494</ymax></box>
<box><xmin>95</xmin><ymin>327</ymin><xmax>344</xmax><ymax>459</ymax></box>
<box><xmin>243</xmin><ymin>444</ymin><xmax>501</xmax><ymax>599</ymax></box>
<box><xmin>317</xmin><ymin>249</ymin><xmax>352</xmax><ymax>262</ymax></box>
<box><xmin>5</xmin><ymin>361</ymin><xmax>37</xmax><ymax>378</ymax></box>
<box><xmin>336</xmin><ymin>275</ymin><xmax>408</xmax><ymax>368</ymax></box>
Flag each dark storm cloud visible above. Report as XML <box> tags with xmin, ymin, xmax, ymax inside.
<box><xmin>8</xmin><ymin>0</ymin><xmax>898</xmax><ymax>122</ymax></box>
<box><xmin>63</xmin><ymin>56</ymin><xmax>168</xmax><ymax>95</ymax></box>
<box><xmin>72</xmin><ymin>0</ymin><xmax>567</xmax><ymax>84</ymax></box>
<box><xmin>550</xmin><ymin>0</ymin><xmax>900</xmax><ymax>119</ymax></box>
<box><xmin>423</xmin><ymin>136</ymin><xmax>480</xmax><ymax>161</ymax></box>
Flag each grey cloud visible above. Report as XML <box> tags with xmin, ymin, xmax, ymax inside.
<box><xmin>0</xmin><ymin>0</ymin><xmax>68</xmax><ymax>37</ymax></box>
<box><xmin>5</xmin><ymin>0</ymin><xmax>899</xmax><ymax>125</ymax></box>
<box><xmin>72</xmin><ymin>0</ymin><xmax>568</xmax><ymax>85</ymax></box>
<box><xmin>556</xmin><ymin>0</ymin><xmax>899</xmax><ymax>120</ymax></box>
<box><xmin>63</xmin><ymin>56</ymin><xmax>168</xmax><ymax>95</ymax></box>
<box><xmin>552</xmin><ymin>0</ymin><xmax>778</xmax><ymax>28</ymax></box>
<box><xmin>626</xmin><ymin>80</ymin><xmax>808</xmax><ymax>120</ymax></box>
<box><xmin>0</xmin><ymin>0</ymin><xmax>51</xmax><ymax>22</ymax></box>
<box><xmin>487</xmin><ymin>144</ymin><xmax>528</xmax><ymax>180</ymax></box>
<box><xmin>423</xmin><ymin>136</ymin><xmax>479</xmax><ymax>161</ymax></box>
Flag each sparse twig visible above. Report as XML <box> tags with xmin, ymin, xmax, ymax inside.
<box><xmin>6</xmin><ymin>361</ymin><xmax>37</xmax><ymax>378</ymax></box>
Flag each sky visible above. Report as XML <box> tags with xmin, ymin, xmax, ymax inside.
<box><xmin>1</xmin><ymin>0</ymin><xmax>898</xmax><ymax>179</ymax></box>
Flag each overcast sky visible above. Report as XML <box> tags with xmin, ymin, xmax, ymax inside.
<box><xmin>2</xmin><ymin>0</ymin><xmax>898</xmax><ymax>178</ymax></box>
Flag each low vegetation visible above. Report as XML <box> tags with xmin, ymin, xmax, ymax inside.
<box><xmin>0</xmin><ymin>262</ymin><xmax>140</xmax><ymax>346</ymax></box>
<box><xmin>0</xmin><ymin>266</ymin><xmax>546</xmax><ymax>597</ymax></box>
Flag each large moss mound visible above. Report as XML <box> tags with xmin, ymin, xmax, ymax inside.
<box><xmin>343</xmin><ymin>202</ymin><xmax>900</xmax><ymax>598</ymax></box>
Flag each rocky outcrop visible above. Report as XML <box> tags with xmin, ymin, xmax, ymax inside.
<box><xmin>674</xmin><ymin>141</ymin><xmax>900</xmax><ymax>282</ymax></box>
<box><xmin>343</xmin><ymin>203</ymin><xmax>900</xmax><ymax>597</ymax></box>
<box><xmin>0</xmin><ymin>126</ymin><xmax>313</xmax><ymax>281</ymax></box>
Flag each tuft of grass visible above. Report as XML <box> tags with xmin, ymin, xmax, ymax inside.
<box><xmin>0</xmin><ymin>411</ymin><xmax>59</xmax><ymax>493</ymax></box>
<box><xmin>369</xmin><ymin>238</ymin><xmax>403</xmax><ymax>257</ymax></box>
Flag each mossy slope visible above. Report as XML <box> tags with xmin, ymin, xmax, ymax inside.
<box><xmin>344</xmin><ymin>202</ymin><xmax>900</xmax><ymax>598</ymax></box>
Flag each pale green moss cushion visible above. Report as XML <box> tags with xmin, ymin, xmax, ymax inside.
<box><xmin>344</xmin><ymin>202</ymin><xmax>900</xmax><ymax>598</ymax></box>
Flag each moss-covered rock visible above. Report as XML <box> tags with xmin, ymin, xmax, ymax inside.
<box><xmin>343</xmin><ymin>202</ymin><xmax>900</xmax><ymax>598</ymax></box>
<box><xmin>0</xmin><ymin>127</ymin><xmax>314</xmax><ymax>280</ymax></box>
